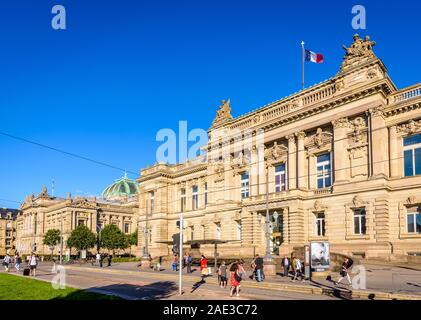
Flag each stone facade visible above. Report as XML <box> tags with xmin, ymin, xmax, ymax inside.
<box><xmin>137</xmin><ymin>35</ymin><xmax>421</xmax><ymax>261</ymax></box>
<box><xmin>0</xmin><ymin>209</ymin><xmax>18</xmax><ymax>256</ymax></box>
<box><xmin>15</xmin><ymin>186</ymin><xmax>139</xmax><ymax>256</ymax></box>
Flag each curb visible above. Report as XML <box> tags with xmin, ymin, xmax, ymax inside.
<box><xmin>63</xmin><ymin>265</ymin><xmax>421</xmax><ymax>300</ymax></box>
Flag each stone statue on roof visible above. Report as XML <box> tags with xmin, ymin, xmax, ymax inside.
<box><xmin>340</xmin><ymin>34</ymin><xmax>377</xmax><ymax>72</ymax></box>
<box><xmin>211</xmin><ymin>99</ymin><xmax>233</xmax><ymax>128</ymax></box>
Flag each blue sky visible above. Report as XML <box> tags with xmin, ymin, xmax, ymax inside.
<box><xmin>0</xmin><ymin>0</ymin><xmax>420</xmax><ymax>208</ymax></box>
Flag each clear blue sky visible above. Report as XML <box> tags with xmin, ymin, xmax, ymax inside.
<box><xmin>0</xmin><ymin>0</ymin><xmax>420</xmax><ymax>208</ymax></box>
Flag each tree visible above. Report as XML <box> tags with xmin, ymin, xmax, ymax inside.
<box><xmin>43</xmin><ymin>229</ymin><xmax>61</xmax><ymax>261</ymax></box>
<box><xmin>100</xmin><ymin>224</ymin><xmax>129</xmax><ymax>255</ymax></box>
<box><xmin>127</xmin><ymin>229</ymin><xmax>138</xmax><ymax>257</ymax></box>
<box><xmin>66</xmin><ymin>225</ymin><xmax>96</xmax><ymax>258</ymax></box>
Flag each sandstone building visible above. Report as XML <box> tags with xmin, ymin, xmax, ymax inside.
<box><xmin>137</xmin><ymin>35</ymin><xmax>421</xmax><ymax>261</ymax></box>
<box><xmin>0</xmin><ymin>208</ymin><xmax>19</xmax><ymax>256</ymax></box>
<box><xmin>15</xmin><ymin>174</ymin><xmax>139</xmax><ymax>256</ymax></box>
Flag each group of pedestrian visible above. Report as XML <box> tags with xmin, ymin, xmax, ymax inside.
<box><xmin>2</xmin><ymin>252</ymin><xmax>37</xmax><ymax>277</ymax></box>
<box><xmin>250</xmin><ymin>254</ymin><xmax>265</xmax><ymax>282</ymax></box>
<box><xmin>279</xmin><ymin>255</ymin><xmax>306</xmax><ymax>282</ymax></box>
<box><xmin>95</xmin><ymin>252</ymin><xmax>112</xmax><ymax>268</ymax></box>
<box><xmin>217</xmin><ymin>259</ymin><xmax>247</xmax><ymax>297</ymax></box>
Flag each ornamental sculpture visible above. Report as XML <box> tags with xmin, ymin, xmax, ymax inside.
<box><xmin>211</xmin><ymin>99</ymin><xmax>233</xmax><ymax>128</ymax></box>
<box><xmin>340</xmin><ymin>34</ymin><xmax>377</xmax><ymax>72</ymax></box>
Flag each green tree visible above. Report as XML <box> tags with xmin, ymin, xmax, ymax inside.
<box><xmin>43</xmin><ymin>229</ymin><xmax>61</xmax><ymax>261</ymax></box>
<box><xmin>100</xmin><ymin>224</ymin><xmax>129</xmax><ymax>255</ymax></box>
<box><xmin>127</xmin><ymin>229</ymin><xmax>138</xmax><ymax>257</ymax></box>
<box><xmin>66</xmin><ymin>225</ymin><xmax>96</xmax><ymax>259</ymax></box>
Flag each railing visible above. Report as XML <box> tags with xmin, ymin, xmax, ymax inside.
<box><xmin>228</xmin><ymin>83</ymin><xmax>336</xmax><ymax>131</ymax></box>
<box><xmin>390</xmin><ymin>84</ymin><xmax>421</xmax><ymax>104</ymax></box>
<box><xmin>313</xmin><ymin>187</ymin><xmax>333</xmax><ymax>196</ymax></box>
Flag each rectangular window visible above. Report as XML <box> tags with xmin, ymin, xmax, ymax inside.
<box><xmin>150</xmin><ymin>191</ymin><xmax>155</xmax><ymax>214</ymax></box>
<box><xmin>192</xmin><ymin>185</ymin><xmax>199</xmax><ymax>210</ymax></box>
<box><xmin>275</xmin><ymin>164</ymin><xmax>286</xmax><ymax>192</ymax></box>
<box><xmin>204</xmin><ymin>183</ymin><xmax>208</xmax><ymax>206</ymax></box>
<box><xmin>181</xmin><ymin>188</ymin><xmax>186</xmax><ymax>212</ymax></box>
<box><xmin>407</xmin><ymin>207</ymin><xmax>421</xmax><ymax>234</ymax></box>
<box><xmin>78</xmin><ymin>220</ymin><xmax>85</xmax><ymax>227</ymax></box>
<box><xmin>353</xmin><ymin>208</ymin><xmax>367</xmax><ymax>235</ymax></box>
<box><xmin>315</xmin><ymin>213</ymin><xmax>326</xmax><ymax>237</ymax></box>
<box><xmin>190</xmin><ymin>226</ymin><xmax>194</xmax><ymax>240</ymax></box>
<box><xmin>241</xmin><ymin>172</ymin><xmax>250</xmax><ymax>199</ymax></box>
<box><xmin>317</xmin><ymin>153</ymin><xmax>332</xmax><ymax>189</ymax></box>
<box><xmin>404</xmin><ymin>134</ymin><xmax>421</xmax><ymax>177</ymax></box>
<box><xmin>124</xmin><ymin>223</ymin><xmax>130</xmax><ymax>234</ymax></box>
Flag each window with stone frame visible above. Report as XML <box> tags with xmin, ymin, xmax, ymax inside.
<box><xmin>180</xmin><ymin>188</ymin><xmax>186</xmax><ymax>212</ymax></box>
<box><xmin>403</xmin><ymin>134</ymin><xmax>421</xmax><ymax>177</ymax></box>
<box><xmin>150</xmin><ymin>191</ymin><xmax>155</xmax><ymax>214</ymax></box>
<box><xmin>204</xmin><ymin>182</ymin><xmax>208</xmax><ymax>206</ymax></box>
<box><xmin>190</xmin><ymin>226</ymin><xmax>194</xmax><ymax>240</ymax></box>
<box><xmin>124</xmin><ymin>222</ymin><xmax>130</xmax><ymax>234</ymax></box>
<box><xmin>407</xmin><ymin>206</ymin><xmax>421</xmax><ymax>234</ymax></box>
<box><xmin>316</xmin><ymin>153</ymin><xmax>332</xmax><ymax>189</ymax></box>
<box><xmin>353</xmin><ymin>208</ymin><xmax>367</xmax><ymax>235</ymax></box>
<box><xmin>240</xmin><ymin>172</ymin><xmax>250</xmax><ymax>199</ymax></box>
<box><xmin>315</xmin><ymin>212</ymin><xmax>326</xmax><ymax>237</ymax></box>
<box><xmin>275</xmin><ymin>163</ymin><xmax>287</xmax><ymax>192</ymax></box>
<box><xmin>192</xmin><ymin>185</ymin><xmax>199</xmax><ymax>210</ymax></box>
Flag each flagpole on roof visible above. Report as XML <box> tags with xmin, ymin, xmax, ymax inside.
<box><xmin>301</xmin><ymin>41</ymin><xmax>305</xmax><ymax>90</ymax></box>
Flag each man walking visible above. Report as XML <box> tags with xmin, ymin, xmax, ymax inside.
<box><xmin>28</xmin><ymin>252</ymin><xmax>38</xmax><ymax>277</ymax></box>
<box><xmin>254</xmin><ymin>255</ymin><xmax>264</xmax><ymax>282</ymax></box>
<box><xmin>107</xmin><ymin>254</ymin><xmax>112</xmax><ymax>267</ymax></box>
<box><xmin>14</xmin><ymin>253</ymin><xmax>22</xmax><ymax>272</ymax></box>
<box><xmin>292</xmin><ymin>257</ymin><xmax>303</xmax><ymax>282</ymax></box>
<box><xmin>186</xmin><ymin>253</ymin><xmax>192</xmax><ymax>273</ymax></box>
<box><xmin>3</xmin><ymin>253</ymin><xmax>11</xmax><ymax>272</ymax></box>
<box><xmin>281</xmin><ymin>256</ymin><xmax>290</xmax><ymax>278</ymax></box>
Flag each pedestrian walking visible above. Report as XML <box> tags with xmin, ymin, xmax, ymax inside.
<box><xmin>254</xmin><ymin>254</ymin><xmax>264</xmax><ymax>282</ymax></box>
<box><xmin>95</xmin><ymin>252</ymin><xmax>101</xmax><ymax>266</ymax></box>
<box><xmin>28</xmin><ymin>252</ymin><xmax>38</xmax><ymax>277</ymax></box>
<box><xmin>172</xmin><ymin>254</ymin><xmax>179</xmax><ymax>271</ymax></box>
<box><xmin>14</xmin><ymin>253</ymin><xmax>22</xmax><ymax>272</ymax></box>
<box><xmin>98</xmin><ymin>252</ymin><xmax>103</xmax><ymax>268</ymax></box>
<box><xmin>292</xmin><ymin>257</ymin><xmax>304</xmax><ymax>282</ymax></box>
<box><xmin>229</xmin><ymin>262</ymin><xmax>241</xmax><ymax>297</ymax></box>
<box><xmin>3</xmin><ymin>253</ymin><xmax>11</xmax><ymax>272</ymax></box>
<box><xmin>107</xmin><ymin>254</ymin><xmax>112</xmax><ymax>267</ymax></box>
<box><xmin>335</xmin><ymin>258</ymin><xmax>353</xmax><ymax>286</ymax></box>
<box><xmin>186</xmin><ymin>253</ymin><xmax>192</xmax><ymax>273</ymax></box>
<box><xmin>200</xmin><ymin>255</ymin><xmax>208</xmax><ymax>281</ymax></box>
<box><xmin>281</xmin><ymin>256</ymin><xmax>290</xmax><ymax>277</ymax></box>
<box><xmin>218</xmin><ymin>261</ymin><xmax>228</xmax><ymax>288</ymax></box>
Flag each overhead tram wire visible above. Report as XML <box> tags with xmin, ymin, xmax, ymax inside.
<box><xmin>0</xmin><ymin>119</ymin><xmax>417</xmax><ymax>200</ymax></box>
<box><xmin>0</xmin><ymin>130</ymin><xmax>138</xmax><ymax>176</ymax></box>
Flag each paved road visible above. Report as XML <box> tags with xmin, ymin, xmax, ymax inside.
<box><xmin>3</xmin><ymin>263</ymin><xmax>338</xmax><ymax>300</ymax></box>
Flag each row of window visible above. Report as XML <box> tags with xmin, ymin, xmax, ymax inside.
<box><xmin>180</xmin><ymin>183</ymin><xmax>208</xmax><ymax>212</ymax></box>
<box><xmin>314</xmin><ymin>209</ymin><xmax>366</xmax><ymax>237</ymax></box>
<box><xmin>241</xmin><ymin>153</ymin><xmax>333</xmax><ymax>199</ymax></box>
<box><xmin>183</xmin><ymin>221</ymin><xmax>242</xmax><ymax>241</ymax></box>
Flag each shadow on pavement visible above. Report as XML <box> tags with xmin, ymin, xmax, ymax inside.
<box><xmin>60</xmin><ymin>281</ymin><xmax>178</xmax><ymax>300</ymax></box>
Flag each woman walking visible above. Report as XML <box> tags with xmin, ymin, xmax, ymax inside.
<box><xmin>335</xmin><ymin>258</ymin><xmax>353</xmax><ymax>286</ymax></box>
<box><xmin>200</xmin><ymin>255</ymin><xmax>208</xmax><ymax>282</ymax></box>
<box><xmin>229</xmin><ymin>262</ymin><xmax>241</xmax><ymax>297</ymax></box>
<box><xmin>14</xmin><ymin>253</ymin><xmax>22</xmax><ymax>272</ymax></box>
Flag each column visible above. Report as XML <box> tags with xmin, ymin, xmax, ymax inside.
<box><xmin>389</xmin><ymin>126</ymin><xmax>399</xmax><ymax>178</ymax></box>
<box><xmin>296</xmin><ymin>132</ymin><xmax>306</xmax><ymax>189</ymax></box>
<box><xmin>370</xmin><ymin>107</ymin><xmax>389</xmax><ymax>178</ymax></box>
<box><xmin>308</xmin><ymin>154</ymin><xmax>316</xmax><ymax>189</ymax></box>
<box><xmin>287</xmin><ymin>134</ymin><xmax>297</xmax><ymax>190</ymax></box>
<box><xmin>250</xmin><ymin>146</ymin><xmax>259</xmax><ymax>197</ymax></box>
<box><xmin>332</xmin><ymin>118</ymin><xmax>350</xmax><ymax>183</ymax></box>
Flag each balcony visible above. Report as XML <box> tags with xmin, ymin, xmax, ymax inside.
<box><xmin>389</xmin><ymin>83</ymin><xmax>421</xmax><ymax>104</ymax></box>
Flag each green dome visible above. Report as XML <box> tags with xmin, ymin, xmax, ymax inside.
<box><xmin>102</xmin><ymin>173</ymin><xmax>139</xmax><ymax>200</ymax></box>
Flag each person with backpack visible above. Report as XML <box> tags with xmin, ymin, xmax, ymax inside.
<box><xmin>335</xmin><ymin>258</ymin><xmax>353</xmax><ymax>286</ymax></box>
<box><xmin>14</xmin><ymin>253</ymin><xmax>22</xmax><ymax>272</ymax></box>
<box><xmin>3</xmin><ymin>253</ymin><xmax>11</xmax><ymax>272</ymax></box>
<box><xmin>229</xmin><ymin>262</ymin><xmax>241</xmax><ymax>297</ymax></box>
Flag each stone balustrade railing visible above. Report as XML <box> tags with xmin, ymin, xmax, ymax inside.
<box><xmin>228</xmin><ymin>83</ymin><xmax>336</xmax><ymax>131</ymax></box>
<box><xmin>389</xmin><ymin>84</ymin><xmax>421</xmax><ymax>104</ymax></box>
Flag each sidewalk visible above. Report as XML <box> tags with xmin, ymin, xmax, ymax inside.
<box><xmin>63</xmin><ymin>261</ymin><xmax>421</xmax><ymax>300</ymax></box>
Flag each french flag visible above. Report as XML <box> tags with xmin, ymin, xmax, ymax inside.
<box><xmin>305</xmin><ymin>49</ymin><xmax>324</xmax><ymax>64</ymax></box>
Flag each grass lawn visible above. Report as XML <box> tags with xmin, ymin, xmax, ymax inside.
<box><xmin>0</xmin><ymin>273</ymin><xmax>121</xmax><ymax>300</ymax></box>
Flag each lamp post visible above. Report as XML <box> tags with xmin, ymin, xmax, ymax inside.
<box><xmin>140</xmin><ymin>200</ymin><xmax>151</xmax><ymax>269</ymax></box>
<box><xmin>59</xmin><ymin>211</ymin><xmax>63</xmax><ymax>265</ymax></box>
<box><xmin>179</xmin><ymin>212</ymin><xmax>183</xmax><ymax>295</ymax></box>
